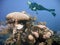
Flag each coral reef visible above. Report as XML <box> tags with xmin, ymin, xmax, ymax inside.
<box><xmin>0</xmin><ymin>11</ymin><xmax>60</xmax><ymax>45</ymax></box>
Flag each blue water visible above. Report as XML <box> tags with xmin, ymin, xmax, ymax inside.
<box><xmin>0</xmin><ymin>0</ymin><xmax>60</xmax><ymax>31</ymax></box>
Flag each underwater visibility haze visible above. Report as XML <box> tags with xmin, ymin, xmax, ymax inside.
<box><xmin>0</xmin><ymin>0</ymin><xmax>60</xmax><ymax>45</ymax></box>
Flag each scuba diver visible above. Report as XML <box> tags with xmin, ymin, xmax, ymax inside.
<box><xmin>27</xmin><ymin>1</ymin><xmax>56</xmax><ymax>16</ymax></box>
